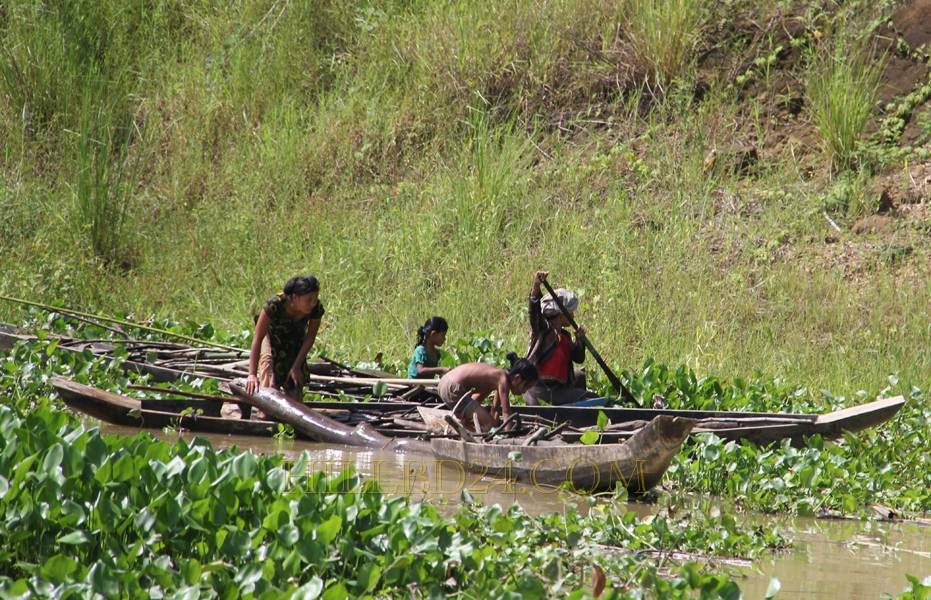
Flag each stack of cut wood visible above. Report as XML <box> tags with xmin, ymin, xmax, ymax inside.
<box><xmin>0</xmin><ymin>324</ymin><xmax>439</xmax><ymax>403</ymax></box>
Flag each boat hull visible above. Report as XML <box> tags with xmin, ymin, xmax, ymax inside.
<box><xmin>51</xmin><ymin>377</ymin><xmax>694</xmax><ymax>494</ymax></box>
<box><xmin>432</xmin><ymin>415</ymin><xmax>695</xmax><ymax>493</ymax></box>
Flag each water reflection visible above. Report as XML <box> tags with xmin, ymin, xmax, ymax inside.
<box><xmin>739</xmin><ymin>515</ymin><xmax>930</xmax><ymax>599</ymax></box>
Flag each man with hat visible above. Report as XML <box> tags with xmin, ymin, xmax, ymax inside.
<box><xmin>523</xmin><ymin>270</ymin><xmax>601</xmax><ymax>405</ymax></box>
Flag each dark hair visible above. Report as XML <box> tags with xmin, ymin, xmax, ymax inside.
<box><xmin>416</xmin><ymin>316</ymin><xmax>448</xmax><ymax>347</ymax></box>
<box><xmin>283</xmin><ymin>275</ymin><xmax>320</xmax><ymax>296</ymax></box>
<box><xmin>505</xmin><ymin>352</ymin><xmax>538</xmax><ymax>382</ymax></box>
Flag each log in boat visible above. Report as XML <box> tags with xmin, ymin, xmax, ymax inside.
<box><xmin>51</xmin><ymin>377</ymin><xmax>695</xmax><ymax>493</ymax></box>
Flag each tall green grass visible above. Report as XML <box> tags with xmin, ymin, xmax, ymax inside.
<box><xmin>806</xmin><ymin>36</ymin><xmax>884</xmax><ymax>172</ymax></box>
<box><xmin>73</xmin><ymin>85</ymin><xmax>141</xmax><ymax>267</ymax></box>
<box><xmin>622</xmin><ymin>0</ymin><xmax>706</xmax><ymax>88</ymax></box>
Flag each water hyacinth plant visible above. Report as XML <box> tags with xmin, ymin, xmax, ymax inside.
<box><xmin>0</xmin><ymin>401</ymin><xmax>789</xmax><ymax>598</ymax></box>
<box><xmin>0</xmin><ymin>319</ymin><xmax>928</xmax><ymax>597</ymax></box>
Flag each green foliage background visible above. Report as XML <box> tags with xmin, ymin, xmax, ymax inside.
<box><xmin>1</xmin><ymin>0</ymin><xmax>930</xmax><ymax>400</ymax></box>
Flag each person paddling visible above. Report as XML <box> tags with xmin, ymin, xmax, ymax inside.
<box><xmin>244</xmin><ymin>275</ymin><xmax>324</xmax><ymax>405</ymax></box>
<box><xmin>437</xmin><ymin>353</ymin><xmax>538</xmax><ymax>432</ymax></box>
<box><xmin>524</xmin><ymin>270</ymin><xmax>600</xmax><ymax>406</ymax></box>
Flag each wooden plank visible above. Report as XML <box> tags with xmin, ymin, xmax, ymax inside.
<box><xmin>53</xmin><ymin>377</ymin><xmax>280</xmax><ymax>437</ymax></box>
<box><xmin>815</xmin><ymin>396</ymin><xmax>905</xmax><ymax>426</ymax></box>
<box><xmin>302</xmin><ymin>400</ymin><xmax>423</xmax><ymax>412</ymax></box>
<box><xmin>514</xmin><ymin>405</ymin><xmax>817</xmax><ymax>426</ymax></box>
<box><xmin>0</xmin><ymin>328</ymin><xmax>30</xmax><ymax>351</ymax></box>
<box><xmin>305</xmin><ymin>373</ymin><xmax>438</xmax><ymax>388</ymax></box>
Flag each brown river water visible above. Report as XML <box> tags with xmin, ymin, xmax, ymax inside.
<box><xmin>98</xmin><ymin>422</ymin><xmax>930</xmax><ymax>599</ymax></box>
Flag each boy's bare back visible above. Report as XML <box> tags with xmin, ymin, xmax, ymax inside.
<box><xmin>443</xmin><ymin>363</ymin><xmax>504</xmax><ymax>398</ymax></box>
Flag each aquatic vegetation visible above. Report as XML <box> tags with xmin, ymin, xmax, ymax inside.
<box><xmin>1</xmin><ymin>320</ymin><xmax>928</xmax><ymax>596</ymax></box>
<box><xmin>0</xmin><ymin>401</ymin><xmax>786</xmax><ymax>598</ymax></box>
<box><xmin>666</xmin><ymin>400</ymin><xmax>931</xmax><ymax>516</ymax></box>
<box><xmin>605</xmin><ymin>360</ymin><xmax>931</xmax><ymax>517</ymax></box>
<box><xmin>5</xmin><ymin>319</ymin><xmax>930</xmax><ymax>521</ymax></box>
<box><xmin>890</xmin><ymin>575</ymin><xmax>931</xmax><ymax>600</ymax></box>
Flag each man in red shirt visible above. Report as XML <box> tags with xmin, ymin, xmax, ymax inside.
<box><xmin>523</xmin><ymin>270</ymin><xmax>602</xmax><ymax>405</ymax></box>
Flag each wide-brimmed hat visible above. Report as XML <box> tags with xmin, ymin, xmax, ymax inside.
<box><xmin>541</xmin><ymin>288</ymin><xmax>579</xmax><ymax>317</ymax></box>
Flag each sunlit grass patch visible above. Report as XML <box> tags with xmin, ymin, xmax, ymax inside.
<box><xmin>806</xmin><ymin>35</ymin><xmax>884</xmax><ymax>172</ymax></box>
<box><xmin>621</xmin><ymin>0</ymin><xmax>706</xmax><ymax>88</ymax></box>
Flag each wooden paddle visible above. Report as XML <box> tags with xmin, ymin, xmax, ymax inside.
<box><xmin>540</xmin><ymin>277</ymin><xmax>634</xmax><ymax>403</ymax></box>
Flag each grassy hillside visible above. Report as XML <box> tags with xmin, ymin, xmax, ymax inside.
<box><xmin>2</xmin><ymin>0</ymin><xmax>931</xmax><ymax>396</ymax></box>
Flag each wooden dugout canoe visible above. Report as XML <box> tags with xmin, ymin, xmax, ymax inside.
<box><xmin>60</xmin><ymin>380</ymin><xmax>905</xmax><ymax>448</ymax></box>
<box><xmin>234</xmin><ymin>397</ymin><xmax>906</xmax><ymax>447</ymax></box>
<box><xmin>13</xmin><ymin>325</ymin><xmax>904</xmax><ymax>446</ymax></box>
<box><xmin>52</xmin><ymin>377</ymin><xmax>695</xmax><ymax>494</ymax></box>
<box><xmin>3</xmin><ymin>325</ymin><xmax>437</xmax><ymax>402</ymax></box>
<box><xmin>430</xmin><ymin>415</ymin><xmax>696</xmax><ymax>493</ymax></box>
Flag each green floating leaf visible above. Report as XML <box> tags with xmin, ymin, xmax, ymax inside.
<box><xmin>43</xmin><ymin>443</ymin><xmax>64</xmax><ymax>473</ymax></box>
<box><xmin>89</xmin><ymin>562</ymin><xmax>119</xmax><ymax>598</ymax></box>
<box><xmin>292</xmin><ymin>577</ymin><xmax>324</xmax><ymax>600</ymax></box>
<box><xmin>220</xmin><ymin>528</ymin><xmax>252</xmax><ymax>559</ymax></box>
<box><xmin>322</xmin><ymin>582</ymin><xmax>349</xmax><ymax>600</ymax></box>
<box><xmin>41</xmin><ymin>554</ymin><xmax>78</xmax><ymax>583</ymax></box>
<box><xmin>0</xmin><ymin>579</ymin><xmax>29</xmax><ymax>598</ymax></box>
<box><xmin>57</xmin><ymin>531</ymin><xmax>90</xmax><ymax>545</ymax></box>
<box><xmin>232</xmin><ymin>452</ymin><xmax>258</xmax><ymax>479</ymax></box>
<box><xmin>358</xmin><ymin>564</ymin><xmax>382</xmax><ymax>593</ymax></box>
<box><xmin>315</xmin><ymin>515</ymin><xmax>342</xmax><ymax>545</ymax></box>
<box><xmin>266</xmin><ymin>467</ymin><xmax>288</xmax><ymax>493</ymax></box>
<box><xmin>596</xmin><ymin>410</ymin><xmax>609</xmax><ymax>431</ymax></box>
<box><xmin>111</xmin><ymin>454</ymin><xmax>137</xmax><ymax>481</ymax></box>
<box><xmin>134</xmin><ymin>508</ymin><xmax>156</xmax><ymax>533</ymax></box>
<box><xmin>181</xmin><ymin>559</ymin><xmax>202</xmax><ymax>586</ymax></box>
<box><xmin>278</xmin><ymin>524</ymin><xmax>300</xmax><ymax>548</ymax></box>
<box><xmin>579</xmin><ymin>431</ymin><xmax>600</xmax><ymax>445</ymax></box>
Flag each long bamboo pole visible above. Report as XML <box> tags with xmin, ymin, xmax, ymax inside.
<box><xmin>0</xmin><ymin>294</ymin><xmax>246</xmax><ymax>353</ymax></box>
<box><xmin>305</xmin><ymin>373</ymin><xmax>439</xmax><ymax>388</ymax></box>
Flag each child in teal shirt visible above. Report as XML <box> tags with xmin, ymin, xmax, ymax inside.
<box><xmin>408</xmin><ymin>316</ymin><xmax>450</xmax><ymax>378</ymax></box>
